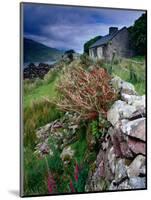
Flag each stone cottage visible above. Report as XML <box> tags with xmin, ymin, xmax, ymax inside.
<box><xmin>89</xmin><ymin>27</ymin><xmax>133</xmax><ymax>60</ymax></box>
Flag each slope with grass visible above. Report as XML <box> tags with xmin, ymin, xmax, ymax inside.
<box><xmin>23</xmin><ymin>55</ymin><xmax>146</xmax><ymax>195</ymax></box>
<box><xmin>102</xmin><ymin>56</ymin><xmax>146</xmax><ymax>95</ymax></box>
<box><xmin>24</xmin><ymin>38</ymin><xmax>63</xmax><ymax>63</ymax></box>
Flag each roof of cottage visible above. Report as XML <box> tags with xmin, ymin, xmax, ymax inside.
<box><xmin>89</xmin><ymin>27</ymin><xmax>126</xmax><ymax>49</ymax></box>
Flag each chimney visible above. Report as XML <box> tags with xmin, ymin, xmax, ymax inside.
<box><xmin>109</xmin><ymin>27</ymin><xmax>118</xmax><ymax>35</ymax></box>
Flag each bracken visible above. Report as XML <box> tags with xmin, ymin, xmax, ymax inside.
<box><xmin>55</xmin><ymin>66</ymin><xmax>117</xmax><ymax>120</ymax></box>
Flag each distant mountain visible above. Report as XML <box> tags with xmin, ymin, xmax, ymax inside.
<box><xmin>24</xmin><ymin>38</ymin><xmax>64</xmax><ymax>63</ymax></box>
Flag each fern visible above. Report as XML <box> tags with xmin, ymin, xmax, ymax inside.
<box><xmin>91</xmin><ymin>120</ymin><xmax>99</xmax><ymax>139</ymax></box>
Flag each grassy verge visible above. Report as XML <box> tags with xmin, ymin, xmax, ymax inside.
<box><xmin>103</xmin><ymin>56</ymin><xmax>146</xmax><ymax>95</ymax></box>
<box><xmin>23</xmin><ymin>68</ymin><xmax>64</xmax><ymax>195</ymax></box>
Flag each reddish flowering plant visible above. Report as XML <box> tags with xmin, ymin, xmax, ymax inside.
<box><xmin>74</xmin><ymin>162</ymin><xmax>79</xmax><ymax>182</ymax></box>
<box><xmin>69</xmin><ymin>162</ymin><xmax>80</xmax><ymax>192</ymax></box>
<box><xmin>69</xmin><ymin>180</ymin><xmax>75</xmax><ymax>192</ymax></box>
<box><xmin>47</xmin><ymin>173</ymin><xmax>57</xmax><ymax>193</ymax></box>
<box><xmin>55</xmin><ymin>66</ymin><xmax>117</xmax><ymax>120</ymax></box>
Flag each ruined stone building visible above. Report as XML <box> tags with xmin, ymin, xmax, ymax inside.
<box><xmin>89</xmin><ymin>27</ymin><xmax>134</xmax><ymax>60</ymax></box>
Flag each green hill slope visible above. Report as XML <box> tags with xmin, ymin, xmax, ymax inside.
<box><xmin>24</xmin><ymin>38</ymin><xmax>63</xmax><ymax>63</ymax></box>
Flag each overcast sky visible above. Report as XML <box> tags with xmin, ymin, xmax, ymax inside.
<box><xmin>23</xmin><ymin>3</ymin><xmax>145</xmax><ymax>53</ymax></box>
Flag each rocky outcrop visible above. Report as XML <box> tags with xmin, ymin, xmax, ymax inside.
<box><xmin>85</xmin><ymin>76</ymin><xmax>146</xmax><ymax>191</ymax></box>
<box><xmin>34</xmin><ymin>112</ymin><xmax>79</xmax><ymax>159</ymax></box>
<box><xmin>24</xmin><ymin>63</ymin><xmax>53</xmax><ymax>79</ymax></box>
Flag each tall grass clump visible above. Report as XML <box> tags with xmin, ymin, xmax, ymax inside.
<box><xmin>44</xmin><ymin>68</ymin><xmax>60</xmax><ymax>84</ymax></box>
<box><xmin>24</xmin><ymin>78</ymin><xmax>43</xmax><ymax>95</ymax></box>
<box><xmin>129</xmin><ymin>63</ymin><xmax>138</xmax><ymax>84</ymax></box>
<box><xmin>24</xmin><ymin>99</ymin><xmax>62</xmax><ymax>149</ymax></box>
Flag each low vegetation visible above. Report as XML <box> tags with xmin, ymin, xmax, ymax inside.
<box><xmin>23</xmin><ymin>54</ymin><xmax>145</xmax><ymax>195</ymax></box>
<box><xmin>100</xmin><ymin>57</ymin><xmax>145</xmax><ymax>95</ymax></box>
<box><xmin>55</xmin><ymin>66</ymin><xmax>117</xmax><ymax>120</ymax></box>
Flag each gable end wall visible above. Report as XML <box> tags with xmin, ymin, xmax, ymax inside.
<box><xmin>104</xmin><ymin>28</ymin><xmax>133</xmax><ymax>60</ymax></box>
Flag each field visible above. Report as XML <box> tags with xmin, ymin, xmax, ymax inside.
<box><xmin>23</xmin><ymin>56</ymin><xmax>146</xmax><ymax>195</ymax></box>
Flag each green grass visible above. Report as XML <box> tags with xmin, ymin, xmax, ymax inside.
<box><xmin>23</xmin><ymin>69</ymin><xmax>63</xmax><ymax>149</ymax></box>
<box><xmin>131</xmin><ymin>56</ymin><xmax>145</xmax><ymax>62</ymax></box>
<box><xmin>103</xmin><ymin>56</ymin><xmax>146</xmax><ymax>95</ymax></box>
<box><xmin>23</xmin><ymin>56</ymin><xmax>146</xmax><ymax>195</ymax></box>
<box><xmin>24</xmin><ymin>148</ymin><xmax>48</xmax><ymax>195</ymax></box>
<box><xmin>23</xmin><ymin>68</ymin><xmax>65</xmax><ymax>195</ymax></box>
<box><xmin>24</xmin><ymin>70</ymin><xmax>60</xmax><ymax>108</ymax></box>
<box><xmin>24</xmin><ymin>81</ymin><xmax>57</xmax><ymax>108</ymax></box>
<box><xmin>24</xmin><ymin>138</ymin><xmax>64</xmax><ymax>196</ymax></box>
<box><xmin>24</xmin><ymin>101</ymin><xmax>62</xmax><ymax>149</ymax></box>
<box><xmin>71</xmin><ymin>126</ymin><xmax>87</xmax><ymax>164</ymax></box>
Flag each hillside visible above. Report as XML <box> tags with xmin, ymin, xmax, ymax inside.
<box><xmin>24</xmin><ymin>38</ymin><xmax>64</xmax><ymax>63</ymax></box>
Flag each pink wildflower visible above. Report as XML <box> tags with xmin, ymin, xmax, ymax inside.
<box><xmin>70</xmin><ymin>180</ymin><xmax>75</xmax><ymax>192</ymax></box>
<box><xmin>47</xmin><ymin>173</ymin><xmax>57</xmax><ymax>193</ymax></box>
<box><xmin>74</xmin><ymin>162</ymin><xmax>79</xmax><ymax>182</ymax></box>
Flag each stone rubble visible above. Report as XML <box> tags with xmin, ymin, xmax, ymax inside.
<box><xmin>34</xmin><ymin>112</ymin><xmax>79</xmax><ymax>158</ymax></box>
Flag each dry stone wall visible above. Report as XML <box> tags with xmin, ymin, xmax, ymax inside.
<box><xmin>85</xmin><ymin>76</ymin><xmax>146</xmax><ymax>191</ymax></box>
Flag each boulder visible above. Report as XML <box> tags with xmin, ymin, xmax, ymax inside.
<box><xmin>121</xmin><ymin>93</ymin><xmax>145</xmax><ymax>109</ymax></box>
<box><xmin>111</xmin><ymin>76</ymin><xmax>136</xmax><ymax>95</ymax></box>
<box><xmin>106</xmin><ymin>101</ymin><xmax>119</xmax><ymax>125</ymax></box>
<box><xmin>110</xmin><ymin>127</ymin><xmax>133</xmax><ymax>158</ymax></box>
<box><xmin>121</xmin><ymin>81</ymin><xmax>136</xmax><ymax>95</ymax></box>
<box><xmin>128</xmin><ymin>137</ymin><xmax>146</xmax><ymax>155</ymax></box>
<box><xmin>111</xmin><ymin>76</ymin><xmax>123</xmax><ymax>92</ymax></box>
<box><xmin>129</xmin><ymin>107</ymin><xmax>146</xmax><ymax>120</ymax></box>
<box><xmin>129</xmin><ymin>177</ymin><xmax>146</xmax><ymax>189</ymax></box>
<box><xmin>109</xmin><ymin>179</ymin><xmax>131</xmax><ymax>190</ymax></box>
<box><xmin>107</xmin><ymin>100</ymin><xmax>137</xmax><ymax>126</ymax></box>
<box><xmin>139</xmin><ymin>165</ymin><xmax>146</xmax><ymax>175</ymax></box>
<box><xmin>96</xmin><ymin>148</ymin><xmax>114</xmax><ymax>180</ymax></box>
<box><xmin>114</xmin><ymin>159</ymin><xmax>127</xmax><ymax>181</ymax></box>
<box><xmin>127</xmin><ymin>155</ymin><xmax>146</xmax><ymax>178</ymax></box>
<box><xmin>109</xmin><ymin>177</ymin><xmax>146</xmax><ymax>190</ymax></box>
<box><xmin>107</xmin><ymin>147</ymin><xmax>116</xmax><ymax>174</ymax></box>
<box><xmin>121</xmin><ymin>118</ymin><xmax>146</xmax><ymax>141</ymax></box>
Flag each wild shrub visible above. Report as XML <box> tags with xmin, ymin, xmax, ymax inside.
<box><xmin>103</xmin><ymin>63</ymin><xmax>113</xmax><ymax>75</ymax></box>
<box><xmin>80</xmin><ymin>53</ymin><xmax>93</xmax><ymax>67</ymax></box>
<box><xmin>95</xmin><ymin>59</ymin><xmax>105</xmax><ymax>67</ymax></box>
<box><xmin>55</xmin><ymin>67</ymin><xmax>117</xmax><ymax>120</ymax></box>
<box><xmin>90</xmin><ymin>114</ymin><xmax>110</xmax><ymax>139</ymax></box>
<box><xmin>91</xmin><ymin>120</ymin><xmax>99</xmax><ymax>139</ymax></box>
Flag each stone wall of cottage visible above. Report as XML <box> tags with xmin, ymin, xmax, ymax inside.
<box><xmin>104</xmin><ymin>28</ymin><xmax>133</xmax><ymax>60</ymax></box>
<box><xmin>89</xmin><ymin>28</ymin><xmax>135</xmax><ymax>61</ymax></box>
